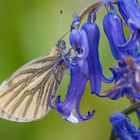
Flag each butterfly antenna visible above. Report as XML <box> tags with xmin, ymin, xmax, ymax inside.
<box><xmin>56</xmin><ymin>9</ymin><xmax>70</xmax><ymax>41</ymax></box>
<box><xmin>56</xmin><ymin>9</ymin><xmax>63</xmax><ymax>40</ymax></box>
<box><xmin>59</xmin><ymin>30</ymin><xmax>70</xmax><ymax>41</ymax></box>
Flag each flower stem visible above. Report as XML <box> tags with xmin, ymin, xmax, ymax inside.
<box><xmin>79</xmin><ymin>0</ymin><xmax>118</xmax><ymax>21</ymax></box>
<box><xmin>136</xmin><ymin>108</ymin><xmax>140</xmax><ymax>126</ymax></box>
<box><xmin>127</xmin><ymin>97</ymin><xmax>140</xmax><ymax>126</ymax></box>
<box><xmin>60</xmin><ymin>0</ymin><xmax>118</xmax><ymax>40</ymax></box>
<box><xmin>79</xmin><ymin>0</ymin><xmax>102</xmax><ymax>20</ymax></box>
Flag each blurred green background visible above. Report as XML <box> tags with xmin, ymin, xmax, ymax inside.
<box><xmin>0</xmin><ymin>0</ymin><xmax>138</xmax><ymax>140</ymax></box>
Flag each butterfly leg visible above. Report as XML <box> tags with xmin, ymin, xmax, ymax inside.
<box><xmin>53</xmin><ymin>58</ymin><xmax>64</xmax><ymax>84</ymax></box>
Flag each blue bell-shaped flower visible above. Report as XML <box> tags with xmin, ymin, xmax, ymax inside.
<box><xmin>82</xmin><ymin>20</ymin><xmax>102</xmax><ymax>94</ymax></box>
<box><xmin>70</xmin><ymin>16</ymin><xmax>89</xmax><ymax>76</ymax></box>
<box><xmin>118</xmin><ymin>0</ymin><xmax>140</xmax><ymax>31</ymax></box>
<box><xmin>50</xmin><ymin>57</ymin><xmax>95</xmax><ymax>123</ymax></box>
<box><xmin>103</xmin><ymin>12</ymin><xmax>126</xmax><ymax>61</ymax></box>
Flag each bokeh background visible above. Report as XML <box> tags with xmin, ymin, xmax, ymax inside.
<box><xmin>0</xmin><ymin>0</ymin><xmax>139</xmax><ymax>140</ymax></box>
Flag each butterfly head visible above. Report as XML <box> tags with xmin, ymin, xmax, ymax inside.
<box><xmin>56</xmin><ymin>39</ymin><xmax>67</xmax><ymax>51</ymax></box>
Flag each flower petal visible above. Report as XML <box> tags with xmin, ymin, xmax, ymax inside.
<box><xmin>118</xmin><ymin>0</ymin><xmax>140</xmax><ymax>31</ymax></box>
<box><xmin>50</xmin><ymin>59</ymin><xmax>95</xmax><ymax>123</ymax></box>
<box><xmin>103</xmin><ymin>57</ymin><xmax>140</xmax><ymax>100</ymax></box>
<box><xmin>82</xmin><ymin>21</ymin><xmax>103</xmax><ymax>93</ymax></box>
<box><xmin>103</xmin><ymin>12</ymin><xmax>126</xmax><ymax>60</ymax></box>
<box><xmin>118</xmin><ymin>31</ymin><xmax>140</xmax><ymax>58</ymax></box>
<box><xmin>70</xmin><ymin>21</ymin><xmax>89</xmax><ymax>60</ymax></box>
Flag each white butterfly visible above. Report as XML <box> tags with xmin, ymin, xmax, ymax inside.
<box><xmin>0</xmin><ymin>40</ymin><xmax>68</xmax><ymax>122</ymax></box>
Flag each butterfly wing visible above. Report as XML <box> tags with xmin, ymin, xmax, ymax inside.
<box><xmin>0</xmin><ymin>49</ymin><xmax>67</xmax><ymax>122</ymax></box>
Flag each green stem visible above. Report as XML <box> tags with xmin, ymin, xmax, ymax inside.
<box><xmin>79</xmin><ymin>0</ymin><xmax>102</xmax><ymax>20</ymax></box>
<box><xmin>122</xmin><ymin>101</ymin><xmax>140</xmax><ymax>114</ymax></box>
<box><xmin>79</xmin><ymin>0</ymin><xmax>118</xmax><ymax>21</ymax></box>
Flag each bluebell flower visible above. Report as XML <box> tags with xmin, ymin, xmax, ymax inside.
<box><xmin>82</xmin><ymin>20</ymin><xmax>102</xmax><ymax>93</ymax></box>
<box><xmin>103</xmin><ymin>12</ymin><xmax>140</xmax><ymax>61</ymax></box>
<box><xmin>110</xmin><ymin>112</ymin><xmax>140</xmax><ymax>140</ymax></box>
<box><xmin>118</xmin><ymin>0</ymin><xmax>140</xmax><ymax>31</ymax></box>
<box><xmin>92</xmin><ymin>0</ymin><xmax>140</xmax><ymax>60</ymax></box>
<box><xmin>70</xmin><ymin>16</ymin><xmax>89</xmax><ymax>76</ymax></box>
<box><xmin>70</xmin><ymin>23</ymin><xmax>89</xmax><ymax>60</ymax></box>
<box><xmin>82</xmin><ymin>16</ymin><xmax>113</xmax><ymax>94</ymax></box>
<box><xmin>98</xmin><ymin>57</ymin><xmax>140</xmax><ymax>100</ymax></box>
<box><xmin>50</xmin><ymin>57</ymin><xmax>95</xmax><ymax>123</ymax></box>
<box><xmin>116</xmin><ymin>0</ymin><xmax>140</xmax><ymax>58</ymax></box>
<box><xmin>103</xmin><ymin>12</ymin><xmax>126</xmax><ymax>61</ymax></box>
<box><xmin>103</xmin><ymin>1</ymin><xmax>140</xmax><ymax>101</ymax></box>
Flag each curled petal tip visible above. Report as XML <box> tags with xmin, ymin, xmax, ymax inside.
<box><xmin>55</xmin><ymin>95</ymin><xmax>61</xmax><ymax>104</ymax></box>
<box><xmin>84</xmin><ymin>110</ymin><xmax>95</xmax><ymax>120</ymax></box>
<box><xmin>102</xmin><ymin>74</ymin><xmax>114</xmax><ymax>84</ymax></box>
<box><xmin>65</xmin><ymin>109</ymin><xmax>95</xmax><ymax>123</ymax></box>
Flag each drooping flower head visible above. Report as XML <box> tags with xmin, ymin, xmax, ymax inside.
<box><xmin>82</xmin><ymin>13</ymin><xmax>114</xmax><ymax>94</ymax></box>
<box><xmin>103</xmin><ymin>12</ymin><xmax>126</xmax><ymax>61</ymax></box>
<box><xmin>82</xmin><ymin>15</ymin><xmax>102</xmax><ymax>94</ymax></box>
<box><xmin>70</xmin><ymin>15</ymin><xmax>89</xmax><ymax>76</ymax></box>
<box><xmin>50</xmin><ymin>57</ymin><xmax>95</xmax><ymax>123</ymax></box>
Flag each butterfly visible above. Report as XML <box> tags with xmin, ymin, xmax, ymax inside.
<box><xmin>0</xmin><ymin>39</ymin><xmax>69</xmax><ymax>122</ymax></box>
